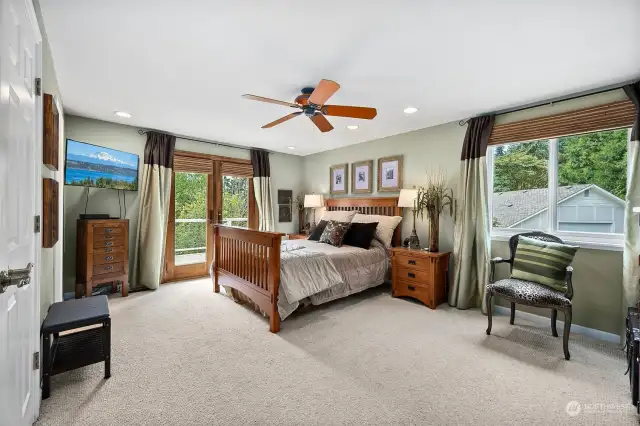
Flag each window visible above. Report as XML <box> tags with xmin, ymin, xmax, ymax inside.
<box><xmin>221</xmin><ymin>175</ymin><xmax>249</xmax><ymax>228</ymax></box>
<box><xmin>489</xmin><ymin>128</ymin><xmax>631</xmax><ymax>248</ymax></box>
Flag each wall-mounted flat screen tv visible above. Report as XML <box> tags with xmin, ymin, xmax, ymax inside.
<box><xmin>64</xmin><ymin>139</ymin><xmax>139</xmax><ymax>191</ymax></box>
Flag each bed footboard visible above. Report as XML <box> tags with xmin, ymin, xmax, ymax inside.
<box><xmin>213</xmin><ymin>225</ymin><xmax>283</xmax><ymax>333</ymax></box>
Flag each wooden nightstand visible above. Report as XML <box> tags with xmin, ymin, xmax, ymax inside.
<box><xmin>288</xmin><ymin>233</ymin><xmax>308</xmax><ymax>240</ymax></box>
<box><xmin>390</xmin><ymin>247</ymin><xmax>450</xmax><ymax>309</ymax></box>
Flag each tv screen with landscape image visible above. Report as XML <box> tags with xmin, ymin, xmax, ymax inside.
<box><xmin>64</xmin><ymin>139</ymin><xmax>139</xmax><ymax>190</ymax></box>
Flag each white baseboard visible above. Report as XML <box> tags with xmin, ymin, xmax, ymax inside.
<box><xmin>493</xmin><ymin>306</ymin><xmax>620</xmax><ymax>344</ymax></box>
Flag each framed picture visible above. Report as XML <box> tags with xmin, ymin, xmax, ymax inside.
<box><xmin>351</xmin><ymin>160</ymin><xmax>373</xmax><ymax>194</ymax></box>
<box><xmin>377</xmin><ymin>155</ymin><xmax>403</xmax><ymax>192</ymax></box>
<box><xmin>277</xmin><ymin>189</ymin><xmax>293</xmax><ymax>222</ymax></box>
<box><xmin>330</xmin><ymin>163</ymin><xmax>348</xmax><ymax>195</ymax></box>
<box><xmin>277</xmin><ymin>189</ymin><xmax>293</xmax><ymax>205</ymax></box>
<box><xmin>278</xmin><ymin>205</ymin><xmax>292</xmax><ymax>222</ymax></box>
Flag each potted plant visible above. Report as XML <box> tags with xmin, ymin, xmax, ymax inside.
<box><xmin>416</xmin><ymin>170</ymin><xmax>454</xmax><ymax>252</ymax></box>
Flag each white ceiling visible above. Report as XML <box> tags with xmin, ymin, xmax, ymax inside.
<box><xmin>40</xmin><ymin>0</ymin><xmax>640</xmax><ymax>156</ymax></box>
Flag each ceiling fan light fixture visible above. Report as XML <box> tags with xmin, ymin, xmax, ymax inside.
<box><xmin>114</xmin><ymin>111</ymin><xmax>132</xmax><ymax>118</ymax></box>
<box><xmin>346</xmin><ymin>125</ymin><xmax>359</xmax><ymax>130</ymax></box>
<box><xmin>403</xmin><ymin>107</ymin><xmax>418</xmax><ymax>114</ymax></box>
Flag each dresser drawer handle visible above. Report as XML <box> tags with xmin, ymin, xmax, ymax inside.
<box><xmin>104</xmin><ymin>248</ymin><xmax>113</xmax><ymax>253</ymax></box>
<box><xmin>408</xmin><ymin>285</ymin><xmax>416</xmax><ymax>291</ymax></box>
<box><xmin>104</xmin><ymin>236</ymin><xmax>114</xmax><ymax>240</ymax></box>
<box><xmin>104</xmin><ymin>265</ymin><xmax>113</xmax><ymax>271</ymax></box>
<box><xmin>105</xmin><ymin>228</ymin><xmax>113</xmax><ymax>233</ymax></box>
<box><xmin>105</xmin><ymin>242</ymin><xmax>113</xmax><ymax>246</ymax></box>
<box><xmin>408</xmin><ymin>260</ymin><xmax>416</xmax><ymax>265</ymax></box>
<box><xmin>407</xmin><ymin>272</ymin><xmax>416</xmax><ymax>279</ymax></box>
<box><xmin>104</xmin><ymin>256</ymin><xmax>114</xmax><ymax>261</ymax></box>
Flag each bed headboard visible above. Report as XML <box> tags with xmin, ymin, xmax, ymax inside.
<box><xmin>324</xmin><ymin>197</ymin><xmax>403</xmax><ymax>247</ymax></box>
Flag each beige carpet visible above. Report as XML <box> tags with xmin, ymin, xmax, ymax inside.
<box><xmin>36</xmin><ymin>279</ymin><xmax>635</xmax><ymax>425</ymax></box>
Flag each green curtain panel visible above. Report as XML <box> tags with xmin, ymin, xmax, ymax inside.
<box><xmin>131</xmin><ymin>131</ymin><xmax>175</xmax><ymax>290</ymax></box>
<box><xmin>451</xmin><ymin>115</ymin><xmax>495</xmax><ymax>312</ymax></box>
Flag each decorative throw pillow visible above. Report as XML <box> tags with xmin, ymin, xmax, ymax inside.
<box><xmin>510</xmin><ymin>236</ymin><xmax>578</xmax><ymax>292</ymax></box>
<box><xmin>343</xmin><ymin>222</ymin><xmax>379</xmax><ymax>249</ymax></box>
<box><xmin>307</xmin><ymin>220</ymin><xmax>328</xmax><ymax>241</ymax></box>
<box><xmin>320</xmin><ymin>210</ymin><xmax>356</xmax><ymax>223</ymax></box>
<box><xmin>352</xmin><ymin>214</ymin><xmax>402</xmax><ymax>248</ymax></box>
<box><xmin>318</xmin><ymin>220</ymin><xmax>352</xmax><ymax>247</ymax></box>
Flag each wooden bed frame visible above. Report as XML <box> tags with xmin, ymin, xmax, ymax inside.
<box><xmin>213</xmin><ymin>197</ymin><xmax>402</xmax><ymax>333</ymax></box>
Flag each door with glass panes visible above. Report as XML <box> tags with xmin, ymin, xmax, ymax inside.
<box><xmin>163</xmin><ymin>154</ymin><xmax>255</xmax><ymax>282</ymax></box>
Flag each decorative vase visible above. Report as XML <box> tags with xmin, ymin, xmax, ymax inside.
<box><xmin>298</xmin><ymin>210</ymin><xmax>305</xmax><ymax>234</ymax></box>
<box><xmin>428</xmin><ymin>214</ymin><xmax>439</xmax><ymax>252</ymax></box>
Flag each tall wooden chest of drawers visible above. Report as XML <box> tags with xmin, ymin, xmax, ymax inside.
<box><xmin>76</xmin><ymin>219</ymin><xmax>129</xmax><ymax>298</ymax></box>
<box><xmin>390</xmin><ymin>247</ymin><xmax>450</xmax><ymax>309</ymax></box>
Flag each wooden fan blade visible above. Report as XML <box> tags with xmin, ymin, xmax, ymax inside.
<box><xmin>262</xmin><ymin>112</ymin><xmax>303</xmax><ymax>129</ymax></box>
<box><xmin>308</xmin><ymin>79</ymin><xmax>340</xmax><ymax>106</ymax></box>
<box><xmin>322</xmin><ymin>105</ymin><xmax>377</xmax><ymax>120</ymax></box>
<box><xmin>242</xmin><ymin>94</ymin><xmax>301</xmax><ymax>109</ymax></box>
<box><xmin>310</xmin><ymin>114</ymin><xmax>334</xmax><ymax>133</ymax></box>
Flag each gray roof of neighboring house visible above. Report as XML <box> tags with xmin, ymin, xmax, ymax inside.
<box><xmin>492</xmin><ymin>184</ymin><xmax>592</xmax><ymax>228</ymax></box>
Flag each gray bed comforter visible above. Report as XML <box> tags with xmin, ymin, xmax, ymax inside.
<box><xmin>278</xmin><ymin>239</ymin><xmax>389</xmax><ymax>319</ymax></box>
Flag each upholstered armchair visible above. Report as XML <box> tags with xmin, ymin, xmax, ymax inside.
<box><xmin>485</xmin><ymin>232</ymin><xmax>574</xmax><ymax>360</ymax></box>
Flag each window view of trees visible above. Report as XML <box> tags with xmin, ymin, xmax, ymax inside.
<box><xmin>492</xmin><ymin>129</ymin><xmax>628</xmax><ymax>232</ymax></box>
<box><xmin>493</xmin><ymin>129</ymin><xmax>627</xmax><ymax>198</ymax></box>
<box><xmin>174</xmin><ymin>172</ymin><xmax>207</xmax><ymax>260</ymax></box>
<box><xmin>222</xmin><ymin>176</ymin><xmax>249</xmax><ymax>227</ymax></box>
<box><xmin>173</xmin><ymin>173</ymin><xmax>250</xmax><ymax>264</ymax></box>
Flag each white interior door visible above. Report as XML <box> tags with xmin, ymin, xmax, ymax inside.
<box><xmin>0</xmin><ymin>0</ymin><xmax>42</xmax><ymax>425</ymax></box>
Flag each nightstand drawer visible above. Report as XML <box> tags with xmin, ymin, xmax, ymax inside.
<box><xmin>393</xmin><ymin>280</ymin><xmax>431</xmax><ymax>304</ymax></box>
<box><xmin>395</xmin><ymin>266</ymin><xmax>430</xmax><ymax>286</ymax></box>
<box><xmin>394</xmin><ymin>253</ymin><xmax>431</xmax><ymax>271</ymax></box>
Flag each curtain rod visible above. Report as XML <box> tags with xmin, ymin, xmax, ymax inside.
<box><xmin>458</xmin><ymin>78</ymin><xmax>637</xmax><ymax>126</ymax></box>
<box><xmin>137</xmin><ymin>129</ymin><xmax>272</xmax><ymax>153</ymax></box>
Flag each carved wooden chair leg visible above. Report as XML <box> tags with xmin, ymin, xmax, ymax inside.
<box><xmin>563</xmin><ymin>309</ymin><xmax>572</xmax><ymax>360</ymax></box>
<box><xmin>551</xmin><ymin>309</ymin><xmax>558</xmax><ymax>337</ymax></box>
<box><xmin>509</xmin><ymin>302</ymin><xmax>516</xmax><ymax>325</ymax></box>
<box><xmin>485</xmin><ymin>291</ymin><xmax>493</xmax><ymax>335</ymax></box>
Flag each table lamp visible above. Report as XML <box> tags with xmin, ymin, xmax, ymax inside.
<box><xmin>398</xmin><ymin>188</ymin><xmax>419</xmax><ymax>248</ymax></box>
<box><xmin>304</xmin><ymin>194</ymin><xmax>324</xmax><ymax>230</ymax></box>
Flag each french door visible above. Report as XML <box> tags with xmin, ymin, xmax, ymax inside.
<box><xmin>163</xmin><ymin>152</ymin><xmax>255</xmax><ymax>282</ymax></box>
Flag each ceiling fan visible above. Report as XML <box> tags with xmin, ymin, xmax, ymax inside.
<box><xmin>242</xmin><ymin>79</ymin><xmax>377</xmax><ymax>133</ymax></box>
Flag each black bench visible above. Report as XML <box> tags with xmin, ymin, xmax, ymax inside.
<box><xmin>41</xmin><ymin>295</ymin><xmax>111</xmax><ymax>399</ymax></box>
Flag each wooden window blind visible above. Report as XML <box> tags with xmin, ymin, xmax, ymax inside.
<box><xmin>173</xmin><ymin>155</ymin><xmax>213</xmax><ymax>174</ymax></box>
<box><xmin>221</xmin><ymin>162</ymin><xmax>253</xmax><ymax>178</ymax></box>
<box><xmin>489</xmin><ymin>100</ymin><xmax>636</xmax><ymax>145</ymax></box>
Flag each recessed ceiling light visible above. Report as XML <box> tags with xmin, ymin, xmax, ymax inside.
<box><xmin>346</xmin><ymin>125</ymin><xmax>359</xmax><ymax>130</ymax></box>
<box><xmin>287</xmin><ymin>146</ymin><xmax>295</xmax><ymax>150</ymax></box>
<box><xmin>403</xmin><ymin>107</ymin><xmax>418</xmax><ymax>114</ymax></box>
<box><xmin>114</xmin><ymin>111</ymin><xmax>132</xmax><ymax>118</ymax></box>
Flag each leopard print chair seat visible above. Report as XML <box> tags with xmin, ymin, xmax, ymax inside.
<box><xmin>486</xmin><ymin>279</ymin><xmax>571</xmax><ymax>308</ymax></box>
<box><xmin>485</xmin><ymin>232</ymin><xmax>574</xmax><ymax>360</ymax></box>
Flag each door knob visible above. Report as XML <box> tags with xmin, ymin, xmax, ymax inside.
<box><xmin>0</xmin><ymin>263</ymin><xmax>33</xmax><ymax>293</ymax></box>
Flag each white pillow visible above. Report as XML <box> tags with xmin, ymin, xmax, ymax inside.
<box><xmin>320</xmin><ymin>210</ymin><xmax>356</xmax><ymax>223</ymax></box>
<box><xmin>352</xmin><ymin>213</ymin><xmax>402</xmax><ymax>248</ymax></box>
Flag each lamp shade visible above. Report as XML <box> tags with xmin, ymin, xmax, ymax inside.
<box><xmin>398</xmin><ymin>189</ymin><xmax>418</xmax><ymax>208</ymax></box>
<box><xmin>304</xmin><ymin>194</ymin><xmax>324</xmax><ymax>208</ymax></box>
